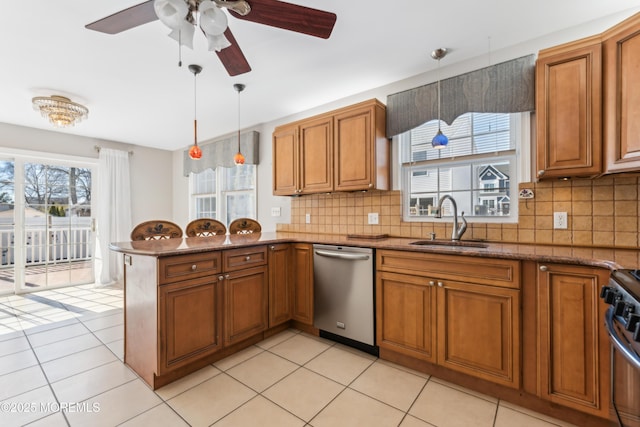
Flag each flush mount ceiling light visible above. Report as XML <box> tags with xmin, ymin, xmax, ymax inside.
<box><xmin>431</xmin><ymin>47</ymin><xmax>448</xmax><ymax>149</ymax></box>
<box><xmin>188</xmin><ymin>64</ymin><xmax>203</xmax><ymax>160</ymax></box>
<box><xmin>31</xmin><ymin>95</ymin><xmax>89</xmax><ymax>128</ymax></box>
<box><xmin>233</xmin><ymin>83</ymin><xmax>245</xmax><ymax>165</ymax></box>
<box><xmin>154</xmin><ymin>0</ymin><xmax>248</xmax><ymax>53</ymax></box>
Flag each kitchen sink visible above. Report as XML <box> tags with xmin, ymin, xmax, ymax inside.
<box><xmin>410</xmin><ymin>239</ymin><xmax>489</xmax><ymax>248</ymax></box>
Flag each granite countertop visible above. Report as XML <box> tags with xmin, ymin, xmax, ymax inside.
<box><xmin>109</xmin><ymin>231</ymin><xmax>640</xmax><ymax>271</ymax></box>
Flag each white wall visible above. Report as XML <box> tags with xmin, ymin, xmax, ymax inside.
<box><xmin>0</xmin><ymin>122</ymin><xmax>173</xmax><ymax>226</ymax></box>
<box><xmin>172</xmin><ymin>9</ymin><xmax>640</xmax><ymax>232</ymax></box>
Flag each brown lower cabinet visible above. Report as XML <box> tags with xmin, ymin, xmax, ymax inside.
<box><xmin>291</xmin><ymin>243</ymin><xmax>314</xmax><ymax>325</ymax></box>
<box><xmin>376</xmin><ymin>250</ymin><xmax>521</xmax><ymax>389</ymax></box>
<box><xmin>268</xmin><ymin>243</ymin><xmax>292</xmax><ymax>327</ymax></box>
<box><xmin>536</xmin><ymin>262</ymin><xmax>611</xmax><ymax>418</ymax></box>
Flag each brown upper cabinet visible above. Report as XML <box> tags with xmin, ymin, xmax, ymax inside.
<box><xmin>272</xmin><ymin>99</ymin><xmax>390</xmax><ymax>195</ymax></box>
<box><xmin>536</xmin><ymin>12</ymin><xmax>640</xmax><ymax>179</ymax></box>
<box><xmin>603</xmin><ymin>13</ymin><xmax>640</xmax><ymax>173</ymax></box>
<box><xmin>536</xmin><ymin>36</ymin><xmax>602</xmax><ymax>179</ymax></box>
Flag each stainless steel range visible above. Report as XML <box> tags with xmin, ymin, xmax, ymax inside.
<box><xmin>601</xmin><ymin>269</ymin><xmax>640</xmax><ymax>427</ymax></box>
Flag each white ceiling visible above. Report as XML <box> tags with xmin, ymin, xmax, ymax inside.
<box><xmin>1</xmin><ymin>1</ymin><xmax>639</xmax><ymax>152</ymax></box>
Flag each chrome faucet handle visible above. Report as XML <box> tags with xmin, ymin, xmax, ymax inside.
<box><xmin>457</xmin><ymin>212</ymin><xmax>467</xmax><ymax>239</ymax></box>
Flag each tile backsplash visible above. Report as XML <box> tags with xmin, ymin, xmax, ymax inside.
<box><xmin>276</xmin><ymin>175</ymin><xmax>640</xmax><ymax>248</ymax></box>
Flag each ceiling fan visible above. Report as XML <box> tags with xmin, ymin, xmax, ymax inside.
<box><xmin>86</xmin><ymin>0</ymin><xmax>337</xmax><ymax>76</ymax></box>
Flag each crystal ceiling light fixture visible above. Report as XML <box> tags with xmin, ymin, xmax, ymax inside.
<box><xmin>31</xmin><ymin>95</ymin><xmax>89</xmax><ymax>128</ymax></box>
<box><xmin>233</xmin><ymin>83</ymin><xmax>246</xmax><ymax>165</ymax></box>
<box><xmin>431</xmin><ymin>47</ymin><xmax>449</xmax><ymax>149</ymax></box>
<box><xmin>188</xmin><ymin>64</ymin><xmax>203</xmax><ymax>160</ymax></box>
<box><xmin>153</xmin><ymin>0</ymin><xmax>249</xmax><ymax>53</ymax></box>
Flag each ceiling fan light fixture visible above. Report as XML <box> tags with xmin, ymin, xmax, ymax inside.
<box><xmin>168</xmin><ymin>21</ymin><xmax>195</xmax><ymax>49</ymax></box>
<box><xmin>204</xmin><ymin>33</ymin><xmax>231</xmax><ymax>52</ymax></box>
<box><xmin>154</xmin><ymin>0</ymin><xmax>188</xmax><ymax>30</ymax></box>
<box><xmin>32</xmin><ymin>95</ymin><xmax>89</xmax><ymax>128</ymax></box>
<box><xmin>199</xmin><ymin>1</ymin><xmax>228</xmax><ymax>36</ymax></box>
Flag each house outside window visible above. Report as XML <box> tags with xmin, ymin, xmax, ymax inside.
<box><xmin>190</xmin><ymin>165</ymin><xmax>256</xmax><ymax>226</ymax></box>
<box><xmin>400</xmin><ymin>112</ymin><xmax>525</xmax><ymax>222</ymax></box>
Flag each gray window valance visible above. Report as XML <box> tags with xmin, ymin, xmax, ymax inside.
<box><xmin>183</xmin><ymin>130</ymin><xmax>260</xmax><ymax>176</ymax></box>
<box><xmin>386</xmin><ymin>55</ymin><xmax>535</xmax><ymax>138</ymax></box>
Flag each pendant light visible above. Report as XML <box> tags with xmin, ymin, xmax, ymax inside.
<box><xmin>188</xmin><ymin>64</ymin><xmax>203</xmax><ymax>160</ymax></box>
<box><xmin>233</xmin><ymin>83</ymin><xmax>246</xmax><ymax>165</ymax></box>
<box><xmin>431</xmin><ymin>48</ymin><xmax>448</xmax><ymax>149</ymax></box>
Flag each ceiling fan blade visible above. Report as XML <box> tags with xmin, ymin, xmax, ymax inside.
<box><xmin>229</xmin><ymin>0</ymin><xmax>336</xmax><ymax>39</ymax></box>
<box><xmin>216</xmin><ymin>28</ymin><xmax>252</xmax><ymax>76</ymax></box>
<box><xmin>86</xmin><ymin>1</ymin><xmax>157</xmax><ymax>34</ymax></box>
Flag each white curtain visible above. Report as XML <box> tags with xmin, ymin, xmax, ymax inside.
<box><xmin>97</xmin><ymin>148</ymin><xmax>132</xmax><ymax>286</ymax></box>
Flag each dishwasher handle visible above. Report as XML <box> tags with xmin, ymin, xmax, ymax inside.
<box><xmin>314</xmin><ymin>250</ymin><xmax>370</xmax><ymax>261</ymax></box>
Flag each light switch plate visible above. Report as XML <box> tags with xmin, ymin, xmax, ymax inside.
<box><xmin>271</xmin><ymin>207</ymin><xmax>281</xmax><ymax>217</ymax></box>
<box><xmin>305</xmin><ymin>213</ymin><xmax>311</xmax><ymax>224</ymax></box>
<box><xmin>368</xmin><ymin>212</ymin><xmax>379</xmax><ymax>225</ymax></box>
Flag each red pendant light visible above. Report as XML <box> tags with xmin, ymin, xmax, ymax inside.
<box><xmin>233</xmin><ymin>83</ymin><xmax>246</xmax><ymax>165</ymax></box>
<box><xmin>188</xmin><ymin>64</ymin><xmax>203</xmax><ymax>160</ymax></box>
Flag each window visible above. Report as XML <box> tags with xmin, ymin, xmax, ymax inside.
<box><xmin>190</xmin><ymin>165</ymin><xmax>256</xmax><ymax>226</ymax></box>
<box><xmin>401</xmin><ymin>112</ymin><xmax>525</xmax><ymax>222</ymax></box>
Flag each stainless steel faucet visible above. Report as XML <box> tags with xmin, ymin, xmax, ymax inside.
<box><xmin>434</xmin><ymin>195</ymin><xmax>467</xmax><ymax>240</ymax></box>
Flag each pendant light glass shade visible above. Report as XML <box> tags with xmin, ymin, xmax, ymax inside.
<box><xmin>188</xmin><ymin>64</ymin><xmax>203</xmax><ymax>160</ymax></box>
<box><xmin>431</xmin><ymin>48</ymin><xmax>448</xmax><ymax>149</ymax></box>
<box><xmin>200</xmin><ymin>1</ymin><xmax>231</xmax><ymax>51</ymax></box>
<box><xmin>233</xmin><ymin>83</ymin><xmax>246</xmax><ymax>165</ymax></box>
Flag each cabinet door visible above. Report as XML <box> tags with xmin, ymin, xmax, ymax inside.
<box><xmin>299</xmin><ymin>116</ymin><xmax>333</xmax><ymax>194</ymax></box>
<box><xmin>223</xmin><ymin>266</ymin><xmax>268</xmax><ymax>346</ymax></box>
<box><xmin>535</xmin><ymin>38</ymin><xmax>602</xmax><ymax>179</ymax></box>
<box><xmin>158</xmin><ymin>276</ymin><xmax>222</xmax><ymax>374</ymax></box>
<box><xmin>604</xmin><ymin>14</ymin><xmax>640</xmax><ymax>173</ymax></box>
<box><xmin>273</xmin><ymin>125</ymin><xmax>299</xmax><ymax>196</ymax></box>
<box><xmin>537</xmin><ymin>263</ymin><xmax>610</xmax><ymax>416</ymax></box>
<box><xmin>268</xmin><ymin>244</ymin><xmax>292</xmax><ymax>327</ymax></box>
<box><xmin>376</xmin><ymin>271</ymin><xmax>436</xmax><ymax>363</ymax></box>
<box><xmin>437</xmin><ymin>280</ymin><xmax>520</xmax><ymax>388</ymax></box>
<box><xmin>291</xmin><ymin>243</ymin><xmax>314</xmax><ymax>325</ymax></box>
<box><xmin>334</xmin><ymin>105</ymin><xmax>374</xmax><ymax>191</ymax></box>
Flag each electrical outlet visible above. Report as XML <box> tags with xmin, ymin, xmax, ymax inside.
<box><xmin>368</xmin><ymin>212</ymin><xmax>379</xmax><ymax>225</ymax></box>
<box><xmin>271</xmin><ymin>207</ymin><xmax>281</xmax><ymax>217</ymax></box>
<box><xmin>305</xmin><ymin>213</ymin><xmax>311</xmax><ymax>224</ymax></box>
<box><xmin>553</xmin><ymin>212</ymin><xmax>567</xmax><ymax>229</ymax></box>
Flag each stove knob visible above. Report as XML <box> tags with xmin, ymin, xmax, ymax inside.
<box><xmin>600</xmin><ymin>286</ymin><xmax>613</xmax><ymax>299</ymax></box>
<box><xmin>627</xmin><ymin>313</ymin><xmax>640</xmax><ymax>333</ymax></box>
<box><xmin>634</xmin><ymin>321</ymin><xmax>640</xmax><ymax>343</ymax></box>
<box><xmin>614</xmin><ymin>300</ymin><xmax>629</xmax><ymax>317</ymax></box>
<box><xmin>601</xmin><ymin>287</ymin><xmax>618</xmax><ymax>305</ymax></box>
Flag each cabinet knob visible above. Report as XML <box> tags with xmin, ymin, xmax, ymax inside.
<box><xmin>539</xmin><ymin>265</ymin><xmax>548</xmax><ymax>272</ymax></box>
<box><xmin>270</xmin><ymin>245</ymin><xmax>275</xmax><ymax>251</ymax></box>
<box><xmin>191</xmin><ymin>264</ymin><xmax>197</xmax><ymax>271</ymax></box>
<box><xmin>225</xmin><ymin>274</ymin><xmax>230</xmax><ymax>279</ymax></box>
<box><xmin>428</xmin><ymin>280</ymin><xmax>435</xmax><ymax>287</ymax></box>
<box><xmin>538</xmin><ymin>170</ymin><xmax>545</xmax><ymax>176</ymax></box>
<box><xmin>368</xmin><ymin>183</ymin><xmax>373</xmax><ymax>188</ymax></box>
<box><xmin>245</xmin><ymin>256</ymin><xmax>251</xmax><ymax>261</ymax></box>
<box><xmin>218</xmin><ymin>275</ymin><xmax>224</xmax><ymax>281</ymax></box>
<box><xmin>437</xmin><ymin>281</ymin><xmax>444</xmax><ymax>287</ymax></box>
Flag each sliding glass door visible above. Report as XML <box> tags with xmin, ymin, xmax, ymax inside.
<box><xmin>0</xmin><ymin>156</ymin><xmax>95</xmax><ymax>294</ymax></box>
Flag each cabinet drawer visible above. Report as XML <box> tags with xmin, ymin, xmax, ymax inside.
<box><xmin>377</xmin><ymin>250</ymin><xmax>520</xmax><ymax>289</ymax></box>
<box><xmin>159</xmin><ymin>252</ymin><xmax>222</xmax><ymax>285</ymax></box>
<box><xmin>223</xmin><ymin>246</ymin><xmax>267</xmax><ymax>272</ymax></box>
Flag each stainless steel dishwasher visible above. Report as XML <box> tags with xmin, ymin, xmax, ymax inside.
<box><xmin>313</xmin><ymin>244</ymin><xmax>378</xmax><ymax>355</ymax></box>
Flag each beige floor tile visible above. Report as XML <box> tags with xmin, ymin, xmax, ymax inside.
<box><xmin>350</xmin><ymin>361</ymin><xmax>427</xmax><ymax>411</ymax></box>
<box><xmin>25</xmin><ymin>411</ymin><xmax>69</xmax><ymax>426</ymax></box>
<box><xmin>227</xmin><ymin>350</ymin><xmax>298</xmax><ymax>392</ymax></box>
<box><xmin>65</xmin><ymin>379</ymin><xmax>162</xmax><ymax>427</ymax></box>
<box><xmin>27</xmin><ymin>322</ymin><xmax>89</xmax><ymax>348</ymax></box>
<box><xmin>494</xmin><ymin>405</ymin><xmax>571</xmax><ymax>427</ymax></box>
<box><xmin>22</xmin><ymin>317</ymin><xmax>80</xmax><ymax>335</ymax></box>
<box><xmin>51</xmin><ymin>360</ymin><xmax>136</xmax><ymax>403</ymax></box>
<box><xmin>168</xmin><ymin>373</ymin><xmax>256</xmax><ymax>427</ymax></box>
<box><xmin>214</xmin><ymin>395</ymin><xmax>305</xmax><ymax>427</ymax></box>
<box><xmin>0</xmin><ymin>385</ymin><xmax>58</xmax><ymax>427</ymax></box>
<box><xmin>256</xmin><ymin>329</ymin><xmax>299</xmax><ymax>350</ymax></box>
<box><xmin>0</xmin><ymin>349</ymin><xmax>39</xmax><ymax>376</ymax></box>
<box><xmin>312</xmin><ymin>388</ymin><xmax>405</xmax><ymax>427</ymax></box>
<box><xmin>399</xmin><ymin>414</ymin><xmax>436</xmax><ymax>426</ymax></box>
<box><xmin>429</xmin><ymin>376</ymin><xmax>498</xmax><ymax>403</ymax></box>
<box><xmin>155</xmin><ymin>365</ymin><xmax>221</xmax><ymax>401</ymax></box>
<box><xmin>304</xmin><ymin>345</ymin><xmax>375</xmax><ymax>385</ymax></box>
<box><xmin>0</xmin><ymin>365</ymin><xmax>48</xmax><ymax>401</ymax></box>
<box><xmin>213</xmin><ymin>344</ymin><xmax>264</xmax><ymax>371</ymax></box>
<box><xmin>409</xmin><ymin>380</ymin><xmax>497</xmax><ymax>427</ymax></box>
<box><xmin>40</xmin><ymin>345</ymin><xmax>118</xmax><ymax>383</ymax></box>
<box><xmin>262</xmin><ymin>367</ymin><xmax>344</xmax><ymax>421</ymax></box>
<box><xmin>92</xmin><ymin>324</ymin><xmax>123</xmax><ymax>344</ymax></box>
<box><xmin>0</xmin><ymin>335</ymin><xmax>30</xmax><ymax>357</ymax></box>
<box><xmin>80</xmin><ymin>312</ymin><xmax>123</xmax><ymax>331</ymax></box>
<box><xmin>377</xmin><ymin>357</ymin><xmax>431</xmax><ymax>379</ymax></box>
<box><xmin>32</xmin><ymin>333</ymin><xmax>102</xmax><ymax>363</ymax></box>
<box><xmin>498</xmin><ymin>401</ymin><xmax>578</xmax><ymax>427</ymax></box>
<box><xmin>120</xmin><ymin>403</ymin><xmax>190</xmax><ymax>427</ymax></box>
<box><xmin>0</xmin><ymin>329</ymin><xmax>25</xmax><ymax>343</ymax></box>
<box><xmin>105</xmin><ymin>338</ymin><xmax>124</xmax><ymax>360</ymax></box>
<box><xmin>269</xmin><ymin>333</ymin><xmax>331</xmax><ymax>365</ymax></box>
